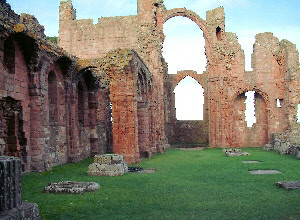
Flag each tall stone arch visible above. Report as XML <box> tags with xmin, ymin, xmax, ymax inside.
<box><xmin>162</xmin><ymin>8</ymin><xmax>214</xmax><ymax>62</ymax></box>
<box><xmin>230</xmin><ymin>88</ymin><xmax>270</xmax><ymax>148</ymax></box>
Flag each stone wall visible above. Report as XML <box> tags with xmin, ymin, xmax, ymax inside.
<box><xmin>58</xmin><ymin>3</ymin><xmax>139</xmax><ymax>59</ymax></box>
<box><xmin>0</xmin><ymin>1</ymin><xmax>112</xmax><ymax>171</ymax></box>
<box><xmin>172</xmin><ymin>121</ymin><xmax>208</xmax><ymax>144</ymax></box>
<box><xmin>271</xmin><ymin>129</ymin><xmax>300</xmax><ymax>159</ymax></box>
<box><xmin>1</xmin><ymin>0</ymin><xmax>299</xmax><ymax>172</ymax></box>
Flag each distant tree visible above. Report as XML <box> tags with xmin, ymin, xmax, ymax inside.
<box><xmin>46</xmin><ymin>36</ymin><xmax>58</xmax><ymax>44</ymax></box>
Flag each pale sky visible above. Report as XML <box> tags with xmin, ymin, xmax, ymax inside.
<box><xmin>7</xmin><ymin>0</ymin><xmax>300</xmax><ymax>121</ymax></box>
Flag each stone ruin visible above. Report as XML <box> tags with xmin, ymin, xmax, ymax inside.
<box><xmin>43</xmin><ymin>181</ymin><xmax>99</xmax><ymax>194</ymax></box>
<box><xmin>223</xmin><ymin>148</ymin><xmax>250</xmax><ymax>156</ymax></box>
<box><xmin>276</xmin><ymin>181</ymin><xmax>300</xmax><ymax>190</ymax></box>
<box><xmin>88</xmin><ymin>154</ymin><xmax>128</xmax><ymax>176</ymax></box>
<box><xmin>0</xmin><ymin>156</ymin><xmax>40</xmax><ymax>219</ymax></box>
<box><xmin>0</xmin><ymin>0</ymin><xmax>299</xmax><ymax>172</ymax></box>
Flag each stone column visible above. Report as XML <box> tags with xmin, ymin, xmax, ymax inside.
<box><xmin>110</xmin><ymin>77</ymin><xmax>140</xmax><ymax>164</ymax></box>
<box><xmin>88</xmin><ymin>91</ymin><xmax>99</xmax><ymax>156</ymax></box>
<box><xmin>0</xmin><ymin>156</ymin><xmax>22</xmax><ymax>212</ymax></box>
<box><xmin>28</xmin><ymin>83</ymin><xmax>46</xmax><ymax>171</ymax></box>
<box><xmin>0</xmin><ymin>156</ymin><xmax>40</xmax><ymax>219</ymax></box>
<box><xmin>137</xmin><ymin>100</ymin><xmax>150</xmax><ymax>157</ymax></box>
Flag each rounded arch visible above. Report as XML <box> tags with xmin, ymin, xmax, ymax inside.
<box><xmin>230</xmin><ymin>86</ymin><xmax>270</xmax><ymax>147</ymax></box>
<box><xmin>163</xmin><ymin>8</ymin><xmax>212</xmax><ymax>45</ymax></box>
<box><xmin>231</xmin><ymin>86</ymin><xmax>270</xmax><ymax>108</ymax></box>
<box><xmin>56</xmin><ymin>56</ymin><xmax>73</xmax><ymax>78</ymax></box>
<box><xmin>76</xmin><ymin>67</ymin><xmax>100</xmax><ymax>91</ymax></box>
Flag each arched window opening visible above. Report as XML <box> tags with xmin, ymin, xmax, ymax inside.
<box><xmin>216</xmin><ymin>26</ymin><xmax>222</xmax><ymax>41</ymax></box>
<box><xmin>245</xmin><ymin>91</ymin><xmax>256</xmax><ymax>127</ymax></box>
<box><xmin>163</xmin><ymin>17</ymin><xmax>206</xmax><ymax>74</ymax></box>
<box><xmin>174</xmin><ymin>76</ymin><xmax>204</xmax><ymax>120</ymax></box>
<box><xmin>3</xmin><ymin>37</ymin><xmax>15</xmax><ymax>74</ymax></box>
<box><xmin>48</xmin><ymin>71</ymin><xmax>58</xmax><ymax>124</ymax></box>
<box><xmin>78</xmin><ymin>82</ymin><xmax>84</xmax><ymax>125</ymax></box>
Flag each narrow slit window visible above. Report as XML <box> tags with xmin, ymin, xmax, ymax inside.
<box><xmin>297</xmin><ymin>104</ymin><xmax>300</xmax><ymax>124</ymax></box>
<box><xmin>245</xmin><ymin>91</ymin><xmax>256</xmax><ymax>127</ymax></box>
<box><xmin>276</xmin><ymin>99</ymin><xmax>283</xmax><ymax>108</ymax></box>
<box><xmin>216</xmin><ymin>26</ymin><xmax>222</xmax><ymax>41</ymax></box>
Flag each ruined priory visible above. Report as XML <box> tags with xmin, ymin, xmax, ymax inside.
<box><xmin>0</xmin><ymin>0</ymin><xmax>299</xmax><ymax>172</ymax></box>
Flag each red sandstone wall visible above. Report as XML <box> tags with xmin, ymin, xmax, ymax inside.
<box><xmin>59</xmin><ymin>1</ymin><xmax>138</xmax><ymax>59</ymax></box>
<box><xmin>172</xmin><ymin>121</ymin><xmax>208</xmax><ymax>144</ymax></box>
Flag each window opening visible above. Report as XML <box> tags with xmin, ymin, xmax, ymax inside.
<box><xmin>276</xmin><ymin>99</ymin><xmax>282</xmax><ymax>108</ymax></box>
<box><xmin>110</xmin><ymin>102</ymin><xmax>113</xmax><ymax>123</ymax></box>
<box><xmin>297</xmin><ymin>104</ymin><xmax>300</xmax><ymax>124</ymax></box>
<box><xmin>245</xmin><ymin>91</ymin><xmax>256</xmax><ymax>127</ymax></box>
<box><xmin>174</xmin><ymin>76</ymin><xmax>204</xmax><ymax>120</ymax></box>
<box><xmin>216</xmin><ymin>26</ymin><xmax>221</xmax><ymax>41</ymax></box>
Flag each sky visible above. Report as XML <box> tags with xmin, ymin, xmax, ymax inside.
<box><xmin>7</xmin><ymin>0</ymin><xmax>300</xmax><ymax>121</ymax></box>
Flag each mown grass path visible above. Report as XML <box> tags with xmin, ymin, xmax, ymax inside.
<box><xmin>23</xmin><ymin>148</ymin><xmax>300</xmax><ymax>220</ymax></box>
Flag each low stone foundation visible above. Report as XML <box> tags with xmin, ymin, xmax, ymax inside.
<box><xmin>88</xmin><ymin>154</ymin><xmax>128</xmax><ymax>176</ymax></box>
<box><xmin>43</xmin><ymin>181</ymin><xmax>100</xmax><ymax>194</ymax></box>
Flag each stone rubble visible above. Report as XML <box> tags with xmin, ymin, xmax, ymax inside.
<box><xmin>276</xmin><ymin>181</ymin><xmax>300</xmax><ymax>190</ymax></box>
<box><xmin>223</xmin><ymin>148</ymin><xmax>250</xmax><ymax>156</ymax></box>
<box><xmin>43</xmin><ymin>181</ymin><xmax>100</xmax><ymax>194</ymax></box>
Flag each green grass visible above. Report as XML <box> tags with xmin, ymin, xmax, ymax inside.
<box><xmin>23</xmin><ymin>148</ymin><xmax>300</xmax><ymax>220</ymax></box>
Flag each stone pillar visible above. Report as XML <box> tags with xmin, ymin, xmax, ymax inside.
<box><xmin>67</xmin><ymin>84</ymin><xmax>81</xmax><ymax>163</ymax></box>
<box><xmin>137</xmin><ymin>100</ymin><xmax>150</xmax><ymax>157</ymax></box>
<box><xmin>110</xmin><ymin>77</ymin><xmax>140</xmax><ymax>164</ymax></box>
<box><xmin>28</xmin><ymin>83</ymin><xmax>46</xmax><ymax>171</ymax></box>
<box><xmin>0</xmin><ymin>156</ymin><xmax>40</xmax><ymax>219</ymax></box>
<box><xmin>149</xmin><ymin>104</ymin><xmax>157</xmax><ymax>154</ymax></box>
<box><xmin>88</xmin><ymin>91</ymin><xmax>99</xmax><ymax>156</ymax></box>
<box><xmin>0</xmin><ymin>156</ymin><xmax>22</xmax><ymax>212</ymax></box>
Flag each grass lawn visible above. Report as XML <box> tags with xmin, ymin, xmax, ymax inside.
<box><xmin>23</xmin><ymin>148</ymin><xmax>300</xmax><ymax>220</ymax></box>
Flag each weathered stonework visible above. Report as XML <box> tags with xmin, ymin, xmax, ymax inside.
<box><xmin>88</xmin><ymin>154</ymin><xmax>128</xmax><ymax>176</ymax></box>
<box><xmin>0</xmin><ymin>0</ymin><xmax>299</xmax><ymax>171</ymax></box>
<box><xmin>0</xmin><ymin>156</ymin><xmax>41</xmax><ymax>219</ymax></box>
<box><xmin>43</xmin><ymin>181</ymin><xmax>100</xmax><ymax>194</ymax></box>
<box><xmin>223</xmin><ymin>148</ymin><xmax>249</xmax><ymax>157</ymax></box>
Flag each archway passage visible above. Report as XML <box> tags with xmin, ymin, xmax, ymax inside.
<box><xmin>174</xmin><ymin>76</ymin><xmax>204</xmax><ymax>120</ymax></box>
<box><xmin>163</xmin><ymin>16</ymin><xmax>206</xmax><ymax>74</ymax></box>
<box><xmin>171</xmin><ymin>76</ymin><xmax>208</xmax><ymax>145</ymax></box>
<box><xmin>232</xmin><ymin>91</ymin><xmax>268</xmax><ymax>148</ymax></box>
